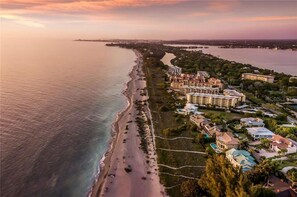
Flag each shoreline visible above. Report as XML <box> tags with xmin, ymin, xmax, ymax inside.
<box><xmin>90</xmin><ymin>49</ymin><xmax>164</xmax><ymax>197</ymax></box>
<box><xmin>89</xmin><ymin>50</ymin><xmax>137</xmax><ymax>197</ymax></box>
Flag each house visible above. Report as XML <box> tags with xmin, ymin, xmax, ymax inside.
<box><xmin>240</xmin><ymin>118</ymin><xmax>265</xmax><ymax>127</ymax></box>
<box><xmin>184</xmin><ymin>103</ymin><xmax>199</xmax><ymax>115</ymax></box>
<box><xmin>190</xmin><ymin>115</ymin><xmax>221</xmax><ymax>136</ymax></box>
<box><xmin>270</xmin><ymin>135</ymin><xmax>297</xmax><ymax>154</ymax></box>
<box><xmin>226</xmin><ymin>148</ymin><xmax>256</xmax><ymax>172</ymax></box>
<box><xmin>246</xmin><ymin>127</ymin><xmax>275</xmax><ymax>140</ymax></box>
<box><xmin>216</xmin><ymin>132</ymin><xmax>240</xmax><ymax>151</ymax></box>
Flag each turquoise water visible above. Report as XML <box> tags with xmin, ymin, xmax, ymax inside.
<box><xmin>0</xmin><ymin>39</ymin><xmax>135</xmax><ymax>197</ymax></box>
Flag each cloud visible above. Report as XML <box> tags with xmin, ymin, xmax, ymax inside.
<box><xmin>207</xmin><ymin>0</ymin><xmax>239</xmax><ymax>12</ymax></box>
<box><xmin>236</xmin><ymin>16</ymin><xmax>297</xmax><ymax>22</ymax></box>
<box><xmin>1</xmin><ymin>0</ymin><xmax>185</xmax><ymax>12</ymax></box>
<box><xmin>184</xmin><ymin>12</ymin><xmax>210</xmax><ymax>17</ymax></box>
<box><xmin>0</xmin><ymin>14</ymin><xmax>45</xmax><ymax>28</ymax></box>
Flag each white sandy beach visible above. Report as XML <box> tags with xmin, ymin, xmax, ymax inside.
<box><xmin>91</xmin><ymin>50</ymin><xmax>165</xmax><ymax>197</ymax></box>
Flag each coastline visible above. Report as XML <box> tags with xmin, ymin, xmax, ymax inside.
<box><xmin>90</xmin><ymin>49</ymin><xmax>164</xmax><ymax>197</ymax></box>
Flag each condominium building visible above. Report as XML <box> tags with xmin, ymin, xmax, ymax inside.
<box><xmin>186</xmin><ymin>93</ymin><xmax>240</xmax><ymax>108</ymax></box>
<box><xmin>183</xmin><ymin>86</ymin><xmax>220</xmax><ymax>94</ymax></box>
<box><xmin>242</xmin><ymin>73</ymin><xmax>275</xmax><ymax>83</ymax></box>
<box><xmin>170</xmin><ymin>74</ymin><xmax>223</xmax><ymax>90</ymax></box>
<box><xmin>216</xmin><ymin>132</ymin><xmax>240</xmax><ymax>151</ymax></box>
<box><xmin>223</xmin><ymin>89</ymin><xmax>246</xmax><ymax>102</ymax></box>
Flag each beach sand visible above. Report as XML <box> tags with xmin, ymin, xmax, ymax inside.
<box><xmin>91</xmin><ymin>50</ymin><xmax>165</xmax><ymax>197</ymax></box>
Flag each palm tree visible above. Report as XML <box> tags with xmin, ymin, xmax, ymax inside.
<box><xmin>277</xmin><ymin>148</ymin><xmax>288</xmax><ymax>164</ymax></box>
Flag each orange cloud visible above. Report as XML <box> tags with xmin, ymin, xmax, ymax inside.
<box><xmin>184</xmin><ymin>12</ymin><xmax>210</xmax><ymax>17</ymax></box>
<box><xmin>1</xmin><ymin>0</ymin><xmax>186</xmax><ymax>12</ymax></box>
<box><xmin>238</xmin><ymin>16</ymin><xmax>297</xmax><ymax>22</ymax></box>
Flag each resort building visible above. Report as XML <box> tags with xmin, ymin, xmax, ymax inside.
<box><xmin>183</xmin><ymin>86</ymin><xmax>220</xmax><ymax>94</ymax></box>
<box><xmin>168</xmin><ymin>66</ymin><xmax>182</xmax><ymax>76</ymax></box>
<box><xmin>241</xmin><ymin>73</ymin><xmax>275</xmax><ymax>83</ymax></box>
<box><xmin>216</xmin><ymin>132</ymin><xmax>240</xmax><ymax>151</ymax></box>
<box><xmin>240</xmin><ymin>118</ymin><xmax>265</xmax><ymax>127</ymax></box>
<box><xmin>226</xmin><ymin>148</ymin><xmax>256</xmax><ymax>172</ymax></box>
<box><xmin>170</xmin><ymin>74</ymin><xmax>223</xmax><ymax>90</ymax></box>
<box><xmin>270</xmin><ymin>135</ymin><xmax>297</xmax><ymax>155</ymax></box>
<box><xmin>223</xmin><ymin>89</ymin><xmax>246</xmax><ymax>102</ymax></box>
<box><xmin>208</xmin><ymin>77</ymin><xmax>224</xmax><ymax>89</ymax></box>
<box><xmin>246</xmin><ymin>127</ymin><xmax>275</xmax><ymax>140</ymax></box>
<box><xmin>190</xmin><ymin>115</ymin><xmax>221</xmax><ymax>136</ymax></box>
<box><xmin>186</xmin><ymin>93</ymin><xmax>240</xmax><ymax>108</ymax></box>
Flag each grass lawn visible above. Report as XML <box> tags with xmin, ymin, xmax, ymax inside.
<box><xmin>143</xmin><ymin>54</ymin><xmax>207</xmax><ymax>197</ymax></box>
<box><xmin>199</xmin><ymin>109</ymin><xmax>245</xmax><ymax>122</ymax></box>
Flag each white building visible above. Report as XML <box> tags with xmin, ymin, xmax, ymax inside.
<box><xmin>270</xmin><ymin>135</ymin><xmax>297</xmax><ymax>154</ymax></box>
<box><xmin>197</xmin><ymin>71</ymin><xmax>210</xmax><ymax>78</ymax></box>
<box><xmin>223</xmin><ymin>89</ymin><xmax>246</xmax><ymax>102</ymax></box>
<box><xmin>168</xmin><ymin>66</ymin><xmax>182</xmax><ymax>75</ymax></box>
<box><xmin>240</xmin><ymin>118</ymin><xmax>265</xmax><ymax>127</ymax></box>
<box><xmin>246</xmin><ymin>127</ymin><xmax>275</xmax><ymax>140</ymax></box>
<box><xmin>183</xmin><ymin>86</ymin><xmax>220</xmax><ymax>94</ymax></box>
<box><xmin>186</xmin><ymin>93</ymin><xmax>240</xmax><ymax>108</ymax></box>
<box><xmin>184</xmin><ymin>103</ymin><xmax>199</xmax><ymax>115</ymax></box>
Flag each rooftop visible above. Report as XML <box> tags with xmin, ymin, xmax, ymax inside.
<box><xmin>217</xmin><ymin>132</ymin><xmax>239</xmax><ymax>145</ymax></box>
<box><xmin>187</xmin><ymin>92</ymin><xmax>238</xmax><ymax>99</ymax></box>
<box><xmin>246</xmin><ymin>127</ymin><xmax>275</xmax><ymax>136</ymax></box>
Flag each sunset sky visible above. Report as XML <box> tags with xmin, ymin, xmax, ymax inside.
<box><xmin>1</xmin><ymin>0</ymin><xmax>297</xmax><ymax>39</ymax></box>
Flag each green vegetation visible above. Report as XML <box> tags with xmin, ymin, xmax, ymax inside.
<box><xmin>108</xmin><ymin>42</ymin><xmax>295</xmax><ymax>197</ymax></box>
<box><xmin>287</xmin><ymin>168</ymin><xmax>297</xmax><ymax>182</ymax></box>
<box><xmin>181</xmin><ymin>156</ymin><xmax>277</xmax><ymax>197</ymax></box>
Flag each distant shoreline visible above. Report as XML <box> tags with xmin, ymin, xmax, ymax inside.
<box><xmin>75</xmin><ymin>39</ymin><xmax>297</xmax><ymax>51</ymax></box>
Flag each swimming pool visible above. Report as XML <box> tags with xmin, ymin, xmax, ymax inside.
<box><xmin>210</xmin><ymin>143</ymin><xmax>221</xmax><ymax>153</ymax></box>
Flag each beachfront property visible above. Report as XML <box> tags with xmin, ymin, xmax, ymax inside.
<box><xmin>186</xmin><ymin>93</ymin><xmax>240</xmax><ymax>108</ymax></box>
<box><xmin>241</xmin><ymin>73</ymin><xmax>275</xmax><ymax>83</ymax></box>
<box><xmin>170</xmin><ymin>74</ymin><xmax>223</xmax><ymax>90</ymax></box>
<box><xmin>246</xmin><ymin>127</ymin><xmax>275</xmax><ymax>140</ymax></box>
<box><xmin>183</xmin><ymin>86</ymin><xmax>220</xmax><ymax>94</ymax></box>
<box><xmin>190</xmin><ymin>115</ymin><xmax>221</xmax><ymax>136</ymax></box>
<box><xmin>168</xmin><ymin>65</ymin><xmax>182</xmax><ymax>75</ymax></box>
<box><xmin>216</xmin><ymin>132</ymin><xmax>240</xmax><ymax>151</ymax></box>
<box><xmin>240</xmin><ymin>118</ymin><xmax>265</xmax><ymax>127</ymax></box>
<box><xmin>223</xmin><ymin>89</ymin><xmax>246</xmax><ymax>102</ymax></box>
<box><xmin>270</xmin><ymin>135</ymin><xmax>297</xmax><ymax>155</ymax></box>
<box><xmin>226</xmin><ymin>148</ymin><xmax>257</xmax><ymax>172</ymax></box>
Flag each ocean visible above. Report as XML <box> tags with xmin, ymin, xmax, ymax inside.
<box><xmin>0</xmin><ymin>39</ymin><xmax>135</xmax><ymax>197</ymax></box>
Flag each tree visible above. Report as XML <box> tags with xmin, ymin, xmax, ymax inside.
<box><xmin>199</xmin><ymin>155</ymin><xmax>250</xmax><ymax>197</ymax></box>
<box><xmin>239</xmin><ymin>140</ymin><xmax>249</xmax><ymax>150</ymax></box>
<box><xmin>287</xmin><ymin>168</ymin><xmax>297</xmax><ymax>182</ymax></box>
<box><xmin>250</xmin><ymin>185</ymin><xmax>276</xmax><ymax>197</ymax></box>
<box><xmin>196</xmin><ymin>133</ymin><xmax>205</xmax><ymax>145</ymax></box>
<box><xmin>180</xmin><ymin>180</ymin><xmax>202</xmax><ymax>197</ymax></box>
<box><xmin>246</xmin><ymin>159</ymin><xmax>277</xmax><ymax>184</ymax></box>
<box><xmin>260</xmin><ymin>138</ymin><xmax>271</xmax><ymax>149</ymax></box>
<box><xmin>278</xmin><ymin>148</ymin><xmax>288</xmax><ymax>164</ymax></box>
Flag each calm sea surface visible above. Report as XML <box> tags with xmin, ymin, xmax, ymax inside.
<box><xmin>166</xmin><ymin>44</ymin><xmax>297</xmax><ymax>75</ymax></box>
<box><xmin>0</xmin><ymin>39</ymin><xmax>135</xmax><ymax>197</ymax></box>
